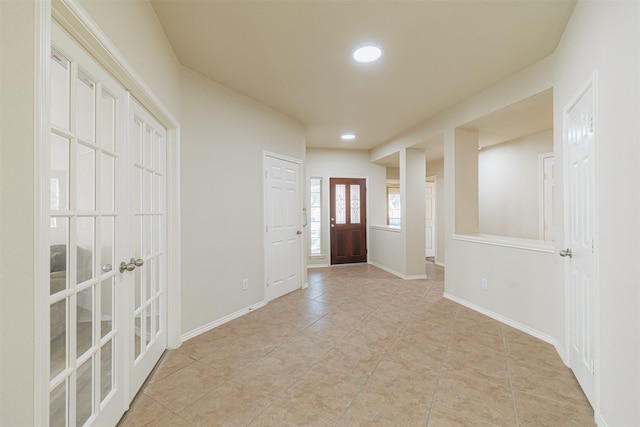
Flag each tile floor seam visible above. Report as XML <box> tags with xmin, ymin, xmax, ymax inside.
<box><xmin>425</xmin><ymin>296</ymin><xmax>457</xmax><ymax>426</ymax></box>
<box><xmin>503</xmin><ymin>323</ymin><xmax>521</xmax><ymax>427</ymax></box>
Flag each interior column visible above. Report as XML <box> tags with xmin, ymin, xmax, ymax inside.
<box><xmin>401</xmin><ymin>147</ymin><xmax>426</xmax><ymax>277</ymax></box>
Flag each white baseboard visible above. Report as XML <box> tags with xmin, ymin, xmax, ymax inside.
<box><xmin>443</xmin><ymin>292</ymin><xmax>567</xmax><ymax>363</ymax></box>
<box><xmin>594</xmin><ymin>412</ymin><xmax>607</xmax><ymax>427</ymax></box>
<box><xmin>307</xmin><ymin>263</ymin><xmax>330</xmax><ymax>269</ymax></box>
<box><xmin>368</xmin><ymin>261</ymin><xmax>427</xmax><ymax>280</ymax></box>
<box><xmin>181</xmin><ymin>300</ymin><xmax>267</xmax><ymax>342</ymax></box>
<box><xmin>435</xmin><ymin>261</ymin><xmax>445</xmax><ymax>267</ymax></box>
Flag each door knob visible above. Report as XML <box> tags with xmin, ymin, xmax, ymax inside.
<box><xmin>296</xmin><ymin>230</ymin><xmax>302</xmax><ymax>235</ymax></box>
<box><xmin>132</xmin><ymin>258</ymin><xmax>144</xmax><ymax>267</ymax></box>
<box><xmin>119</xmin><ymin>260</ymin><xmax>136</xmax><ymax>273</ymax></box>
<box><xmin>559</xmin><ymin>248</ymin><xmax>573</xmax><ymax>258</ymax></box>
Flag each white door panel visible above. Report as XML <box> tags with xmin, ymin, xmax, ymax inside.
<box><xmin>564</xmin><ymin>76</ymin><xmax>596</xmax><ymax>406</ymax></box>
<box><xmin>265</xmin><ymin>155</ymin><xmax>302</xmax><ymax>301</ymax></box>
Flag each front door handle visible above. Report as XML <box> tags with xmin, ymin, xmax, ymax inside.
<box><xmin>559</xmin><ymin>248</ymin><xmax>572</xmax><ymax>258</ymax></box>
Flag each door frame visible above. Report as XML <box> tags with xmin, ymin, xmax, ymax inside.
<box><xmin>538</xmin><ymin>152</ymin><xmax>555</xmax><ymax>242</ymax></box>
<box><xmin>562</xmin><ymin>69</ymin><xmax>600</xmax><ymax>409</ymax></box>
<box><xmin>263</xmin><ymin>151</ymin><xmax>306</xmax><ymax>301</ymax></box>
<box><xmin>34</xmin><ymin>0</ymin><xmax>182</xmax><ymax>423</ymax></box>
<box><xmin>327</xmin><ymin>175</ymin><xmax>370</xmax><ymax>265</ymax></box>
<box><xmin>425</xmin><ymin>176</ymin><xmax>437</xmax><ymax>259</ymax></box>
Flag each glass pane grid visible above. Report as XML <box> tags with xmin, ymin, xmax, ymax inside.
<box><xmin>335</xmin><ymin>184</ymin><xmax>346</xmax><ymax>224</ymax></box>
<box><xmin>309</xmin><ymin>178</ymin><xmax>322</xmax><ymax>255</ymax></box>
<box><xmin>350</xmin><ymin>184</ymin><xmax>361</xmax><ymax>224</ymax></box>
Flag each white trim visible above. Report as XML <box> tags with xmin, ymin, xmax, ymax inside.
<box><xmin>435</xmin><ymin>261</ymin><xmax>446</xmax><ymax>268</ymax></box>
<box><xmin>538</xmin><ymin>152</ymin><xmax>555</xmax><ymax>242</ymax></box>
<box><xmin>368</xmin><ymin>261</ymin><xmax>427</xmax><ymax>281</ymax></box>
<box><xmin>370</xmin><ymin>224</ymin><xmax>401</xmax><ymax>233</ymax></box>
<box><xmin>426</xmin><ymin>176</ymin><xmax>437</xmax><ymax>258</ymax></box>
<box><xmin>444</xmin><ymin>293</ymin><xmax>568</xmax><ymax>365</ymax></box>
<box><xmin>452</xmin><ymin>233</ymin><xmax>555</xmax><ymax>253</ymax></box>
<box><xmin>34</xmin><ymin>1</ymin><xmax>52</xmax><ymax>425</ymax></box>
<box><xmin>307</xmin><ymin>263</ymin><xmax>330</xmax><ymax>269</ymax></box>
<box><xmin>181</xmin><ymin>301</ymin><xmax>267</xmax><ymax>342</ymax></box>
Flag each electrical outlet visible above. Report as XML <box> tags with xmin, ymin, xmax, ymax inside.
<box><xmin>481</xmin><ymin>279</ymin><xmax>488</xmax><ymax>290</ymax></box>
<box><xmin>242</xmin><ymin>279</ymin><xmax>248</xmax><ymax>290</ymax></box>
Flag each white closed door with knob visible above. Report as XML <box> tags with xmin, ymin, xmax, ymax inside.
<box><xmin>563</xmin><ymin>75</ymin><xmax>597</xmax><ymax>406</ymax></box>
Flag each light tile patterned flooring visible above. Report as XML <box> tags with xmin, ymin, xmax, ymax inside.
<box><xmin>119</xmin><ymin>263</ymin><xmax>595</xmax><ymax>426</ymax></box>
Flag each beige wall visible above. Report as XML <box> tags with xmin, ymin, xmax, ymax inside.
<box><xmin>554</xmin><ymin>1</ymin><xmax>640</xmax><ymax>423</ymax></box>
<box><xmin>305</xmin><ymin>148</ymin><xmax>386</xmax><ymax>267</ymax></box>
<box><xmin>0</xmin><ymin>2</ymin><xmax>37</xmax><ymax>425</ymax></box>
<box><xmin>180</xmin><ymin>67</ymin><xmax>305</xmax><ymax>334</ymax></box>
<box><xmin>479</xmin><ymin>129</ymin><xmax>553</xmax><ymax>239</ymax></box>
<box><xmin>78</xmin><ymin>0</ymin><xmax>182</xmax><ymax>118</ymax></box>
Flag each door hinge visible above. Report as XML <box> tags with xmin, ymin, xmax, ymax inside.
<box><xmin>265</xmin><ymin>170</ymin><xmax>268</xmax><ymax>179</ymax></box>
<box><xmin>592</xmin><ymin>239</ymin><xmax>594</xmax><ymax>253</ymax></box>
<box><xmin>589</xmin><ymin>116</ymin><xmax>594</xmax><ymax>133</ymax></box>
<box><xmin>266</xmin><ymin>224</ymin><xmax>268</xmax><ymax>232</ymax></box>
<box><xmin>590</xmin><ymin>359</ymin><xmax>595</xmax><ymax>375</ymax></box>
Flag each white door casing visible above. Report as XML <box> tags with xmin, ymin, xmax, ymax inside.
<box><xmin>563</xmin><ymin>72</ymin><xmax>598</xmax><ymax>407</ymax></box>
<box><xmin>425</xmin><ymin>180</ymin><xmax>436</xmax><ymax>257</ymax></box>
<box><xmin>265</xmin><ymin>154</ymin><xmax>303</xmax><ymax>301</ymax></box>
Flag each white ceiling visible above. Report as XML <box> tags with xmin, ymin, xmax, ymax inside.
<box><xmin>150</xmin><ymin>0</ymin><xmax>574</xmax><ymax>150</ymax></box>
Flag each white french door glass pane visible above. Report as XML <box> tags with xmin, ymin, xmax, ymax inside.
<box><xmin>133</xmin><ymin>169</ymin><xmax>142</xmax><ymax>212</ymax></box>
<box><xmin>100</xmin><ymin>217</ymin><xmax>114</xmax><ymax>275</ymax></box>
<box><xmin>145</xmin><ymin>258</ymin><xmax>153</xmax><ymax>300</ymax></box>
<box><xmin>76</xmin><ymin>217</ymin><xmax>95</xmax><ymax>284</ymax></box>
<box><xmin>51</xmin><ymin>134</ymin><xmax>70</xmax><ymax>211</ymax></box>
<box><xmin>134</xmin><ymin>314</ymin><xmax>142</xmax><ymax>359</ymax></box>
<box><xmin>76</xmin><ymin>286</ymin><xmax>94</xmax><ymax>358</ymax></box>
<box><xmin>145</xmin><ymin>311</ymin><xmax>152</xmax><ymax>348</ymax></box>
<box><xmin>144</xmin><ymin>216</ymin><xmax>152</xmax><ymax>257</ymax></box>
<box><xmin>144</xmin><ymin>171</ymin><xmax>153</xmax><ymax>212</ymax></box>
<box><xmin>153</xmin><ymin>298</ymin><xmax>160</xmax><ymax>340</ymax></box>
<box><xmin>350</xmin><ymin>184</ymin><xmax>361</xmax><ymax>224</ymax></box>
<box><xmin>98</xmin><ymin>91</ymin><xmax>116</xmax><ymax>152</ymax></box>
<box><xmin>101</xmin><ymin>154</ymin><xmax>115</xmax><ymax>212</ymax></box>
<box><xmin>75</xmin><ymin>69</ymin><xmax>95</xmax><ymax>143</ymax></box>
<box><xmin>132</xmin><ymin>118</ymin><xmax>142</xmax><ymax>164</ymax></box>
<box><xmin>100</xmin><ymin>340</ymin><xmax>113</xmax><ymax>403</ymax></box>
<box><xmin>335</xmin><ymin>184</ymin><xmax>346</xmax><ymax>224</ymax></box>
<box><xmin>100</xmin><ymin>278</ymin><xmax>113</xmax><ymax>338</ymax></box>
<box><xmin>49</xmin><ymin>380</ymin><xmax>67</xmax><ymax>427</ymax></box>
<box><xmin>144</xmin><ymin>128</ymin><xmax>153</xmax><ymax>168</ymax></box>
<box><xmin>50</xmin><ymin>218</ymin><xmax>69</xmax><ymax>295</ymax></box>
<box><xmin>153</xmin><ymin>175</ymin><xmax>160</xmax><ymax>212</ymax></box>
<box><xmin>152</xmin><ymin>216</ymin><xmax>160</xmax><ymax>254</ymax></box>
<box><xmin>50</xmin><ymin>299</ymin><xmax>67</xmax><ymax>379</ymax></box>
<box><xmin>51</xmin><ymin>48</ymin><xmax>70</xmax><ymax>131</ymax></box>
<box><xmin>76</xmin><ymin>144</ymin><xmax>96</xmax><ymax>211</ymax></box>
<box><xmin>134</xmin><ymin>266</ymin><xmax>142</xmax><ymax>310</ymax></box>
<box><xmin>76</xmin><ymin>358</ymin><xmax>93</xmax><ymax>426</ymax></box>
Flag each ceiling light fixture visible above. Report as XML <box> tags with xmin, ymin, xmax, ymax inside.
<box><xmin>352</xmin><ymin>43</ymin><xmax>382</xmax><ymax>63</ymax></box>
<box><xmin>341</xmin><ymin>133</ymin><xmax>356</xmax><ymax>141</ymax></box>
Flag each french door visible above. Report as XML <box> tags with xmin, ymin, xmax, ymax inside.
<box><xmin>48</xmin><ymin>22</ymin><xmax>167</xmax><ymax>426</ymax></box>
<box><xmin>329</xmin><ymin>178</ymin><xmax>367</xmax><ymax>264</ymax></box>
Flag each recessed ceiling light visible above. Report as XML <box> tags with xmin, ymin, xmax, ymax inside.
<box><xmin>341</xmin><ymin>133</ymin><xmax>356</xmax><ymax>141</ymax></box>
<box><xmin>352</xmin><ymin>43</ymin><xmax>382</xmax><ymax>63</ymax></box>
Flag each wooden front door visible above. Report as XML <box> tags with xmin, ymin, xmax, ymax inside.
<box><xmin>330</xmin><ymin>178</ymin><xmax>367</xmax><ymax>264</ymax></box>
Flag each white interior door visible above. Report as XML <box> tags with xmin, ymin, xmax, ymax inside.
<box><xmin>49</xmin><ymin>22</ymin><xmax>127</xmax><ymax>427</ymax></box>
<box><xmin>128</xmin><ymin>101</ymin><xmax>168</xmax><ymax>397</ymax></box>
<box><xmin>563</xmin><ymin>77</ymin><xmax>597</xmax><ymax>406</ymax></box>
<box><xmin>425</xmin><ymin>181</ymin><xmax>436</xmax><ymax>257</ymax></box>
<box><xmin>265</xmin><ymin>154</ymin><xmax>302</xmax><ymax>301</ymax></box>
